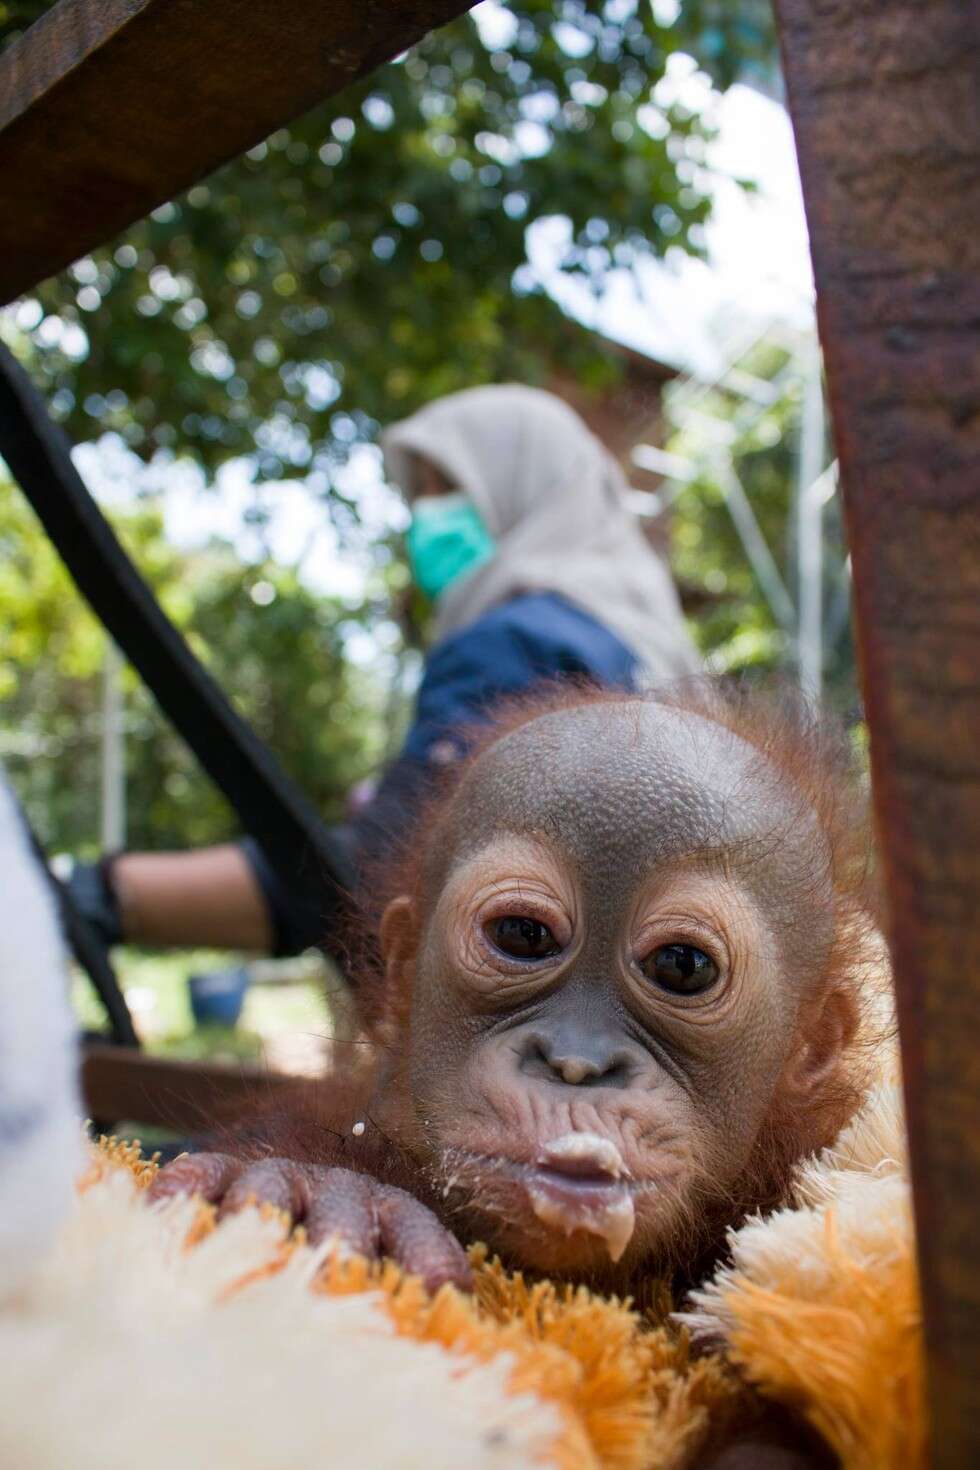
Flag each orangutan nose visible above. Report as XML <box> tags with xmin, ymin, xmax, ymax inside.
<box><xmin>556</xmin><ymin>1056</ymin><xmax>595</xmax><ymax>1084</ymax></box>
<box><xmin>520</xmin><ymin>1032</ymin><xmax>631</xmax><ymax>1089</ymax></box>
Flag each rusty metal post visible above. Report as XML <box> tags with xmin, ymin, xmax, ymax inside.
<box><xmin>773</xmin><ymin>0</ymin><xmax>980</xmax><ymax>1461</ymax></box>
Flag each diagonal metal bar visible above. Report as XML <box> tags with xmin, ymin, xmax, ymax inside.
<box><xmin>793</xmin><ymin>349</ymin><xmax>828</xmax><ymax>697</ymax></box>
<box><xmin>823</xmin><ymin>553</ymin><xmax>852</xmax><ymax>654</ymax></box>
<box><xmin>16</xmin><ymin>803</ymin><xmax>139</xmax><ymax>1048</ymax></box>
<box><xmin>713</xmin><ymin>455</ymin><xmax>797</xmax><ymax>631</ymax></box>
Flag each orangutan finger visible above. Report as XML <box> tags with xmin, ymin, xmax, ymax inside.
<box><xmin>218</xmin><ymin>1159</ymin><xmax>307</xmax><ymax>1220</ymax></box>
<box><xmin>147</xmin><ymin>1151</ymin><xmax>241</xmax><ymax>1206</ymax></box>
<box><xmin>302</xmin><ymin>1168</ymin><xmax>380</xmax><ymax>1260</ymax></box>
<box><xmin>375</xmin><ymin>1185</ymin><xmax>473</xmax><ymax>1294</ymax></box>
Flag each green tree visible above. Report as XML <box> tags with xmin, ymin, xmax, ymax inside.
<box><xmin>3</xmin><ymin>0</ymin><xmax>776</xmax><ymax>503</ymax></box>
<box><xmin>0</xmin><ymin>479</ymin><xmax>386</xmax><ymax>852</ymax></box>
<box><xmin>0</xmin><ymin>0</ymin><xmax>794</xmax><ymax>858</ymax></box>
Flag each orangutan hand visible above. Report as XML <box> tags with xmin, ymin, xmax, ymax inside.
<box><xmin>147</xmin><ymin>1151</ymin><xmax>472</xmax><ymax>1295</ymax></box>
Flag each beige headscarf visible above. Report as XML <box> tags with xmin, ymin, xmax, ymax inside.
<box><xmin>381</xmin><ymin>384</ymin><xmax>701</xmax><ymax>684</ymax></box>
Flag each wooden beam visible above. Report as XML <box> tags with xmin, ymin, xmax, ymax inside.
<box><xmin>81</xmin><ymin>1042</ymin><xmax>302</xmax><ymax>1134</ymax></box>
<box><xmin>0</xmin><ymin>0</ymin><xmax>473</xmax><ymax>305</ymax></box>
<box><xmin>773</xmin><ymin>1</ymin><xmax>980</xmax><ymax>1463</ymax></box>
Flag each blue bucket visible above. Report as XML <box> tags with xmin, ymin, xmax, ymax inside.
<box><xmin>187</xmin><ymin>967</ymin><xmax>250</xmax><ymax>1028</ymax></box>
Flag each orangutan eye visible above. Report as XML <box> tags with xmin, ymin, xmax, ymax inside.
<box><xmin>488</xmin><ymin>916</ymin><xmax>560</xmax><ymax>961</ymax></box>
<box><xmin>640</xmin><ymin>944</ymin><xmax>718</xmax><ymax>995</ymax></box>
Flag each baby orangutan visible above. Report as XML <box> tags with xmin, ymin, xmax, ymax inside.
<box><xmin>151</xmin><ymin>685</ymin><xmax>882</xmax><ymax>1304</ymax></box>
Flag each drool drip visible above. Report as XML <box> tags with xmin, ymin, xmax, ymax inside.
<box><xmin>528</xmin><ymin>1131</ymin><xmax>637</xmax><ymax>1264</ymax></box>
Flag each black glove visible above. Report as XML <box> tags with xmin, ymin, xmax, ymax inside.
<box><xmin>239</xmin><ymin>833</ymin><xmax>356</xmax><ymax>959</ymax></box>
<box><xmin>65</xmin><ymin>858</ymin><xmax>125</xmax><ymax>949</ymax></box>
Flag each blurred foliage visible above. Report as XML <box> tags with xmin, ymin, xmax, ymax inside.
<box><xmin>3</xmin><ymin>0</ymin><xmax>775</xmax><ymax>502</ymax></box>
<box><xmin>668</xmin><ymin>336</ymin><xmax>856</xmax><ymax>709</ymax></box>
<box><xmin>0</xmin><ymin>480</ymin><xmax>387</xmax><ymax>852</ymax></box>
<box><xmin>0</xmin><ymin>0</ymin><xmax>805</xmax><ymax>866</ymax></box>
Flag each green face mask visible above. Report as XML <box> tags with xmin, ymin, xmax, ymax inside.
<box><xmin>406</xmin><ymin>493</ymin><xmax>495</xmax><ymax>601</ymax></box>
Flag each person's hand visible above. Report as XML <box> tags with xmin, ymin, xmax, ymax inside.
<box><xmin>65</xmin><ymin>859</ymin><xmax>124</xmax><ymax>948</ymax></box>
<box><xmin>147</xmin><ymin>1152</ymin><xmax>472</xmax><ymax>1294</ymax></box>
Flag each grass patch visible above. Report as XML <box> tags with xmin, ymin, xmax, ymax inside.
<box><xmin>73</xmin><ymin>947</ymin><xmax>327</xmax><ymax>1064</ymax></box>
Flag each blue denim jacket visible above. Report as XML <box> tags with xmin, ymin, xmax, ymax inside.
<box><xmin>359</xmin><ymin>591</ymin><xmax>638</xmax><ymax>853</ymax></box>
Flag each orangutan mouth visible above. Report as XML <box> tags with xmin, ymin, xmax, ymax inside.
<box><xmin>442</xmin><ymin>1131</ymin><xmax>640</xmax><ymax>1263</ymax></box>
<box><xmin>526</xmin><ymin>1132</ymin><xmax>637</xmax><ymax>1263</ymax></box>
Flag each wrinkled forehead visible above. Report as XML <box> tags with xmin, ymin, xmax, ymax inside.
<box><xmin>442</xmin><ymin>703</ymin><xmax>823</xmax><ymax>893</ymax></box>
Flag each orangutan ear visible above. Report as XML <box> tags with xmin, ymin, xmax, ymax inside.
<box><xmin>380</xmin><ymin>895</ymin><xmax>418</xmax><ymax>994</ymax></box>
<box><xmin>784</xmin><ymin>984</ymin><xmax>859</xmax><ymax>1100</ymax></box>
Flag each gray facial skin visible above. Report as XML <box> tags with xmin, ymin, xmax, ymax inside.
<box><xmin>381</xmin><ymin>701</ymin><xmax>841</xmax><ymax>1281</ymax></box>
<box><xmin>432</xmin><ymin>701</ymin><xmax>829</xmax><ymax>931</ymax></box>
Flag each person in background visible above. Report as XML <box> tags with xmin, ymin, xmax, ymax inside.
<box><xmin>70</xmin><ymin>384</ymin><xmax>700</xmax><ymax>958</ymax></box>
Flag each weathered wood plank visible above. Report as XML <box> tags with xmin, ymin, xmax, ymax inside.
<box><xmin>81</xmin><ymin>1042</ymin><xmax>302</xmax><ymax>1133</ymax></box>
<box><xmin>0</xmin><ymin>0</ymin><xmax>473</xmax><ymax>304</ymax></box>
<box><xmin>774</xmin><ymin>1</ymin><xmax>980</xmax><ymax>1463</ymax></box>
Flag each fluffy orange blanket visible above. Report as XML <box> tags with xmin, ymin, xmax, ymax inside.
<box><xmin>5</xmin><ymin>1098</ymin><xmax>914</xmax><ymax>1470</ymax></box>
